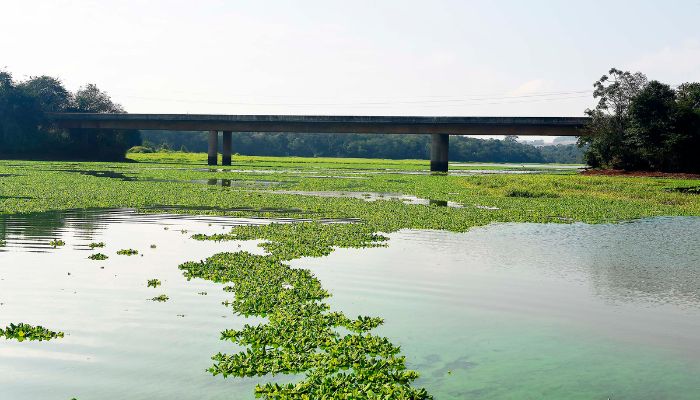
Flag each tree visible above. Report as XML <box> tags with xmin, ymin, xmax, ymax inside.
<box><xmin>579</xmin><ymin>68</ymin><xmax>648</xmax><ymax>168</ymax></box>
<box><xmin>0</xmin><ymin>70</ymin><xmax>140</xmax><ymax>160</ymax></box>
<box><xmin>580</xmin><ymin>68</ymin><xmax>700</xmax><ymax>172</ymax></box>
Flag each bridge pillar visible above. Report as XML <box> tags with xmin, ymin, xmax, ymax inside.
<box><xmin>208</xmin><ymin>130</ymin><xmax>218</xmax><ymax>165</ymax></box>
<box><xmin>222</xmin><ymin>131</ymin><xmax>232</xmax><ymax>166</ymax></box>
<box><xmin>430</xmin><ymin>133</ymin><xmax>449</xmax><ymax>172</ymax></box>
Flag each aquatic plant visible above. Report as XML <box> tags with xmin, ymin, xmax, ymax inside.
<box><xmin>150</xmin><ymin>294</ymin><xmax>169</xmax><ymax>302</ymax></box>
<box><xmin>147</xmin><ymin>279</ymin><xmax>162</xmax><ymax>288</ymax></box>
<box><xmin>3</xmin><ymin>152</ymin><xmax>700</xmax><ymax>398</ymax></box>
<box><xmin>88</xmin><ymin>253</ymin><xmax>108</xmax><ymax>260</ymax></box>
<box><xmin>89</xmin><ymin>242</ymin><xmax>106</xmax><ymax>248</ymax></box>
<box><xmin>180</xmin><ymin>251</ymin><xmax>431</xmax><ymax>398</ymax></box>
<box><xmin>49</xmin><ymin>239</ymin><xmax>66</xmax><ymax>248</ymax></box>
<box><xmin>117</xmin><ymin>249</ymin><xmax>139</xmax><ymax>256</ymax></box>
<box><xmin>1</xmin><ymin>323</ymin><xmax>64</xmax><ymax>342</ymax></box>
<box><xmin>150</xmin><ymin>244</ymin><xmax>157</xmax><ymax>248</ymax></box>
<box><xmin>192</xmin><ymin>222</ymin><xmax>388</xmax><ymax>261</ymax></box>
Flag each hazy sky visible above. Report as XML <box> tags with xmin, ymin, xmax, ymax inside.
<box><xmin>2</xmin><ymin>0</ymin><xmax>700</xmax><ymax>123</ymax></box>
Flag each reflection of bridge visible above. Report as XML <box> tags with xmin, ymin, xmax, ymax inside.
<box><xmin>50</xmin><ymin>114</ymin><xmax>589</xmax><ymax>172</ymax></box>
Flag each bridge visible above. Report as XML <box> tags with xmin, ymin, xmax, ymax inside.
<box><xmin>50</xmin><ymin>113</ymin><xmax>589</xmax><ymax>172</ymax></box>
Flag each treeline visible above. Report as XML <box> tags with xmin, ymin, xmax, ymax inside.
<box><xmin>140</xmin><ymin>131</ymin><xmax>584</xmax><ymax>163</ymax></box>
<box><xmin>582</xmin><ymin>69</ymin><xmax>700</xmax><ymax>172</ymax></box>
<box><xmin>0</xmin><ymin>70</ymin><xmax>139</xmax><ymax>160</ymax></box>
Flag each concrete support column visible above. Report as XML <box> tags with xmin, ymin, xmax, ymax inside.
<box><xmin>222</xmin><ymin>131</ymin><xmax>232</xmax><ymax>166</ymax></box>
<box><xmin>430</xmin><ymin>133</ymin><xmax>449</xmax><ymax>172</ymax></box>
<box><xmin>208</xmin><ymin>130</ymin><xmax>219</xmax><ymax>166</ymax></box>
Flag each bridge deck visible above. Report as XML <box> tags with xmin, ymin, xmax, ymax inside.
<box><xmin>50</xmin><ymin>113</ymin><xmax>588</xmax><ymax>136</ymax></box>
<box><xmin>50</xmin><ymin>113</ymin><xmax>589</xmax><ymax>170</ymax></box>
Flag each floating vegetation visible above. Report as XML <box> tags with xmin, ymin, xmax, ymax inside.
<box><xmin>89</xmin><ymin>242</ymin><xmax>106</xmax><ymax>248</ymax></box>
<box><xmin>116</xmin><ymin>249</ymin><xmax>139</xmax><ymax>256</ymax></box>
<box><xmin>150</xmin><ymin>294</ymin><xmax>169</xmax><ymax>302</ymax></box>
<box><xmin>2</xmin><ymin>153</ymin><xmax>700</xmax><ymax>398</ymax></box>
<box><xmin>150</xmin><ymin>244</ymin><xmax>157</xmax><ymax>248</ymax></box>
<box><xmin>147</xmin><ymin>279</ymin><xmax>162</xmax><ymax>288</ymax></box>
<box><xmin>198</xmin><ymin>291</ymin><xmax>208</xmax><ymax>295</ymax></box>
<box><xmin>181</xmin><ymin>220</ymin><xmax>432</xmax><ymax>398</ymax></box>
<box><xmin>49</xmin><ymin>239</ymin><xmax>65</xmax><ymax>248</ymax></box>
<box><xmin>88</xmin><ymin>253</ymin><xmax>108</xmax><ymax>260</ymax></box>
<box><xmin>666</xmin><ymin>186</ymin><xmax>700</xmax><ymax>194</ymax></box>
<box><xmin>506</xmin><ymin>189</ymin><xmax>559</xmax><ymax>198</ymax></box>
<box><xmin>1</xmin><ymin>323</ymin><xmax>64</xmax><ymax>342</ymax></box>
<box><xmin>192</xmin><ymin>222</ymin><xmax>388</xmax><ymax>260</ymax></box>
<box><xmin>180</xmin><ymin>250</ymin><xmax>430</xmax><ymax>398</ymax></box>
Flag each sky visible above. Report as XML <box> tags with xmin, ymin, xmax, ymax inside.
<box><xmin>2</xmin><ymin>0</ymin><xmax>700</xmax><ymax>141</ymax></box>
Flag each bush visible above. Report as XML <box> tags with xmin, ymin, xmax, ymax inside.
<box><xmin>128</xmin><ymin>145</ymin><xmax>155</xmax><ymax>153</ymax></box>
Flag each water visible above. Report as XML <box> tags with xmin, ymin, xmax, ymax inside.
<box><xmin>1</xmin><ymin>211</ymin><xmax>699</xmax><ymax>399</ymax></box>
<box><xmin>261</xmin><ymin>190</ymin><xmax>463</xmax><ymax>208</ymax></box>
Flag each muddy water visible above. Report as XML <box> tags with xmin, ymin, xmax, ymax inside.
<box><xmin>1</xmin><ymin>211</ymin><xmax>699</xmax><ymax>399</ymax></box>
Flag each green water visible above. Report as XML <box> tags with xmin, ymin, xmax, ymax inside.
<box><xmin>1</xmin><ymin>211</ymin><xmax>699</xmax><ymax>399</ymax></box>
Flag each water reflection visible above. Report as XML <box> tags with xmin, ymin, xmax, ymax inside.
<box><xmin>1</xmin><ymin>210</ymin><xmax>699</xmax><ymax>399</ymax></box>
<box><xmin>200</xmin><ymin>178</ymin><xmax>284</xmax><ymax>187</ymax></box>
<box><xmin>0</xmin><ymin>208</ymin><xmax>355</xmax><ymax>253</ymax></box>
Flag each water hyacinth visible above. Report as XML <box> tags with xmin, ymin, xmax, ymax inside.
<box><xmin>116</xmin><ymin>248</ymin><xmax>139</xmax><ymax>256</ymax></box>
<box><xmin>150</xmin><ymin>294</ymin><xmax>169</xmax><ymax>302</ymax></box>
<box><xmin>88</xmin><ymin>253</ymin><xmax>108</xmax><ymax>260</ymax></box>
<box><xmin>49</xmin><ymin>239</ymin><xmax>65</xmax><ymax>248</ymax></box>
<box><xmin>1</xmin><ymin>323</ymin><xmax>64</xmax><ymax>342</ymax></box>
<box><xmin>180</xmin><ymin>234</ymin><xmax>431</xmax><ymax>398</ymax></box>
<box><xmin>147</xmin><ymin>279</ymin><xmax>162</xmax><ymax>288</ymax></box>
<box><xmin>2</xmin><ymin>154</ymin><xmax>700</xmax><ymax>398</ymax></box>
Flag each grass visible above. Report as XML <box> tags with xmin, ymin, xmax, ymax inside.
<box><xmin>1</xmin><ymin>153</ymin><xmax>699</xmax><ymax>398</ymax></box>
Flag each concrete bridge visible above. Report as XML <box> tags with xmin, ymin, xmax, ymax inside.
<box><xmin>50</xmin><ymin>113</ymin><xmax>589</xmax><ymax>172</ymax></box>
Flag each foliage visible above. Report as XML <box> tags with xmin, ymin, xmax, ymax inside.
<box><xmin>88</xmin><ymin>253</ymin><xmax>108</xmax><ymax>260</ymax></box>
<box><xmin>580</xmin><ymin>68</ymin><xmax>700</xmax><ymax>172</ymax></box>
<box><xmin>0</xmin><ymin>69</ymin><xmax>140</xmax><ymax>160</ymax></box>
<box><xmin>49</xmin><ymin>239</ymin><xmax>65</xmax><ymax>248</ymax></box>
<box><xmin>179</xmin><ymin>251</ymin><xmax>431</xmax><ymax>399</ymax></box>
<box><xmin>192</xmin><ymin>222</ymin><xmax>388</xmax><ymax>261</ymax></box>
<box><xmin>0</xmin><ymin>323</ymin><xmax>64</xmax><ymax>342</ymax></box>
<box><xmin>147</xmin><ymin>279</ymin><xmax>162</xmax><ymax>288</ymax></box>
<box><xmin>142</xmin><ymin>130</ymin><xmax>584</xmax><ymax>164</ymax></box>
<box><xmin>116</xmin><ymin>248</ymin><xmax>138</xmax><ymax>256</ymax></box>
<box><xmin>127</xmin><ymin>145</ymin><xmax>155</xmax><ymax>153</ymax></box>
<box><xmin>1</xmin><ymin>153</ymin><xmax>700</xmax><ymax>398</ymax></box>
<box><xmin>89</xmin><ymin>242</ymin><xmax>105</xmax><ymax>248</ymax></box>
<box><xmin>150</xmin><ymin>294</ymin><xmax>169</xmax><ymax>302</ymax></box>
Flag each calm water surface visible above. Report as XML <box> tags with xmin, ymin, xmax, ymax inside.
<box><xmin>1</xmin><ymin>210</ymin><xmax>698</xmax><ymax>399</ymax></box>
